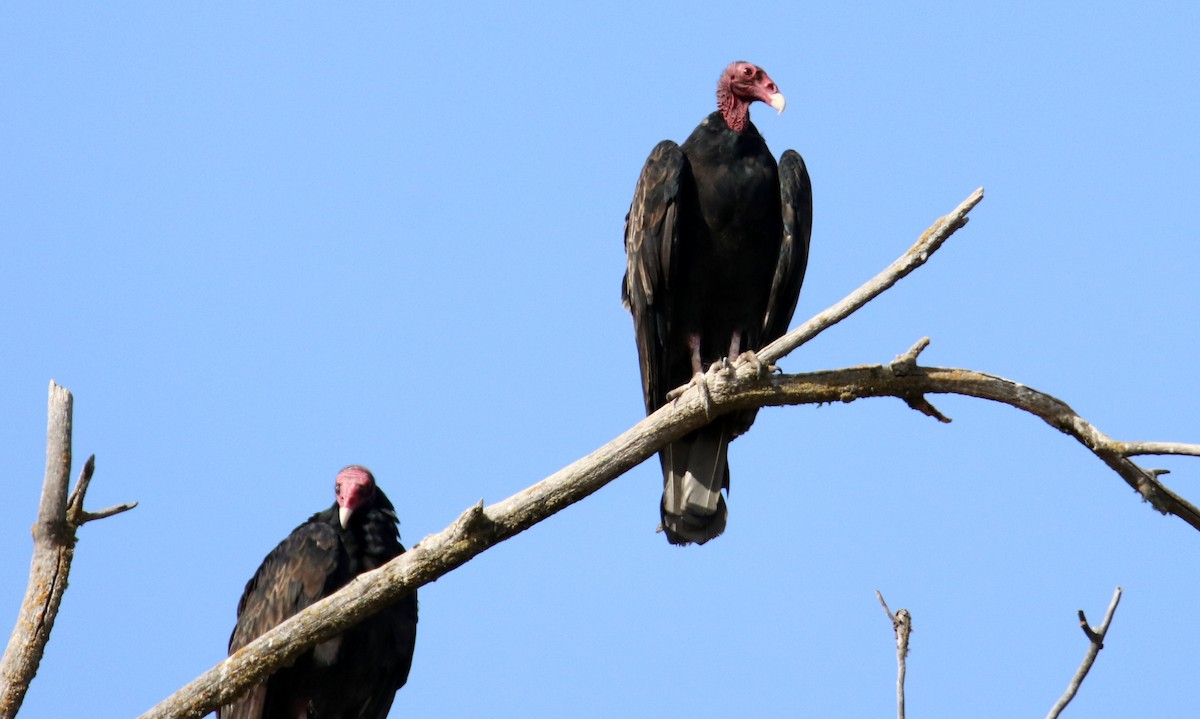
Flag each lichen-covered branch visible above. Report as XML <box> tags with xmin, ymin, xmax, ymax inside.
<box><xmin>0</xmin><ymin>382</ymin><xmax>136</xmax><ymax>719</ymax></box>
<box><xmin>1045</xmin><ymin>587</ymin><xmax>1124</xmax><ymax>719</ymax></box>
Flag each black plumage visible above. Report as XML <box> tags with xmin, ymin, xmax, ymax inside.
<box><xmin>623</xmin><ymin>61</ymin><xmax>813</xmax><ymax>545</ymax></box>
<box><xmin>220</xmin><ymin>466</ymin><xmax>418</xmax><ymax>719</ymax></box>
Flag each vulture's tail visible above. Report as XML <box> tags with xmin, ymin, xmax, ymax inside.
<box><xmin>659</xmin><ymin>421</ymin><xmax>730</xmax><ymax>545</ymax></box>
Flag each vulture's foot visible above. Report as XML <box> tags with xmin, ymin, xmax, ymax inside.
<box><xmin>666</xmin><ymin>371</ymin><xmax>715</xmax><ymax>418</ymax></box>
<box><xmin>736</xmin><ymin>350</ymin><xmax>777</xmax><ymax>378</ymax></box>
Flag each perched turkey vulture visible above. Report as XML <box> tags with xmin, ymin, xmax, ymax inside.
<box><xmin>622</xmin><ymin>61</ymin><xmax>813</xmax><ymax>545</ymax></box>
<box><xmin>219</xmin><ymin>466</ymin><xmax>418</xmax><ymax>719</ymax></box>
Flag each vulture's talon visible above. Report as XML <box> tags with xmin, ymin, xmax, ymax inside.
<box><xmin>737</xmin><ymin>350</ymin><xmax>775</xmax><ymax>378</ymax></box>
<box><xmin>720</xmin><ymin>356</ymin><xmax>737</xmax><ymax>379</ymax></box>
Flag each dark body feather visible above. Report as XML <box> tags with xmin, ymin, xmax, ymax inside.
<box><xmin>624</xmin><ymin>109</ymin><xmax>812</xmax><ymax>545</ymax></box>
<box><xmin>220</xmin><ymin>487</ymin><xmax>418</xmax><ymax>719</ymax></box>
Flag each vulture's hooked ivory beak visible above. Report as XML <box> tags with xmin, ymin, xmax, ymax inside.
<box><xmin>768</xmin><ymin>92</ymin><xmax>786</xmax><ymax>114</ymax></box>
<box><xmin>339</xmin><ymin>506</ymin><xmax>353</xmax><ymax>529</ymax></box>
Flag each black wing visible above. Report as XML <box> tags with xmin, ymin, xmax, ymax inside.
<box><xmin>762</xmin><ymin>149</ymin><xmax>813</xmax><ymax>344</ymax></box>
<box><xmin>220</xmin><ymin>521</ymin><xmax>344</xmax><ymax>719</ymax></box>
<box><xmin>622</xmin><ymin>140</ymin><xmax>689</xmax><ymax>414</ymax></box>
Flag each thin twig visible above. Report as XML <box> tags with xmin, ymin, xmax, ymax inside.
<box><xmin>65</xmin><ymin>454</ymin><xmax>95</xmax><ymax>527</ymax></box>
<box><xmin>889</xmin><ymin>337</ymin><xmax>932</xmax><ymax>376</ymax></box>
<box><xmin>876</xmin><ymin>591</ymin><xmax>911</xmax><ymax>719</ymax></box>
<box><xmin>876</xmin><ymin>590</ymin><xmax>895</xmax><ymax>622</ymax></box>
<box><xmin>1045</xmin><ymin>587</ymin><xmax>1123</xmax><ymax>719</ymax></box>
<box><xmin>76</xmin><ymin>502</ymin><xmax>139</xmax><ymax>524</ymax></box>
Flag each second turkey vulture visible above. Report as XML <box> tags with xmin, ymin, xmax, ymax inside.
<box><xmin>623</xmin><ymin>61</ymin><xmax>813</xmax><ymax>545</ymax></box>
<box><xmin>219</xmin><ymin>465</ymin><xmax>418</xmax><ymax>719</ymax></box>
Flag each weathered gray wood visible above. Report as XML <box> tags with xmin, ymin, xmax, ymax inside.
<box><xmin>875</xmin><ymin>592</ymin><xmax>911</xmax><ymax>719</ymax></box>
<box><xmin>0</xmin><ymin>382</ymin><xmax>74</xmax><ymax>719</ymax></box>
<box><xmin>1045</xmin><ymin>587</ymin><xmax>1123</xmax><ymax>719</ymax></box>
<box><xmin>759</xmin><ymin>188</ymin><xmax>984</xmax><ymax>364</ymax></box>
<box><xmin>138</xmin><ymin>188</ymin><xmax>1199</xmax><ymax>719</ymax></box>
<box><xmin>1</xmin><ymin>383</ymin><xmax>135</xmax><ymax>719</ymax></box>
<box><xmin>140</xmin><ymin>355</ymin><xmax>1199</xmax><ymax>719</ymax></box>
<box><xmin>747</xmin><ymin>363</ymin><xmax>1200</xmax><ymax>529</ymax></box>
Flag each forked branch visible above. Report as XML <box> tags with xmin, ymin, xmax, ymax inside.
<box><xmin>1046</xmin><ymin>587</ymin><xmax>1124</xmax><ymax>719</ymax></box>
<box><xmin>0</xmin><ymin>382</ymin><xmax>137</xmax><ymax>719</ymax></box>
<box><xmin>739</xmin><ymin>356</ymin><xmax>1200</xmax><ymax>530</ymax></box>
<box><xmin>139</xmin><ymin>188</ymin><xmax>1199</xmax><ymax>718</ymax></box>
<box><xmin>876</xmin><ymin>591</ymin><xmax>911</xmax><ymax>719</ymax></box>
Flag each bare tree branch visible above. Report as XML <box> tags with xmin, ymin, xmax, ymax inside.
<box><xmin>0</xmin><ymin>382</ymin><xmax>74</xmax><ymax>719</ymax></box>
<box><xmin>73</xmin><ymin>502</ymin><xmax>139</xmax><ymax>525</ymax></box>
<box><xmin>1117</xmin><ymin>442</ymin><xmax>1200</xmax><ymax>458</ymax></box>
<box><xmin>876</xmin><ymin>591</ymin><xmax>911</xmax><ymax>719</ymax></box>
<box><xmin>139</xmin><ymin>190</ymin><xmax>989</xmax><ymax>719</ymax></box>
<box><xmin>759</xmin><ymin>188</ymin><xmax>984</xmax><ymax>364</ymax></box>
<box><xmin>743</xmin><ymin>361</ymin><xmax>1200</xmax><ymax>530</ymax></box>
<box><xmin>141</xmin><ymin>191</ymin><xmax>1194</xmax><ymax>718</ymax></box>
<box><xmin>1046</xmin><ymin>587</ymin><xmax>1124</xmax><ymax>719</ymax></box>
<box><xmin>142</xmin><ymin>355</ymin><xmax>1195</xmax><ymax>719</ymax></box>
<box><xmin>1</xmin><ymin>384</ymin><xmax>136</xmax><ymax>719</ymax></box>
<box><xmin>138</xmin><ymin>189</ymin><xmax>1200</xmax><ymax>719</ymax></box>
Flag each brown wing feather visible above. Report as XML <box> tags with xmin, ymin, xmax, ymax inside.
<box><xmin>219</xmin><ymin>520</ymin><xmax>344</xmax><ymax>719</ymax></box>
<box><xmin>622</xmin><ymin>140</ymin><xmax>689</xmax><ymax>414</ymax></box>
<box><xmin>762</xmin><ymin>149</ymin><xmax>812</xmax><ymax>344</ymax></box>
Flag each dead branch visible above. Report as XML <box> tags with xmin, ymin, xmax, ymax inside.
<box><xmin>1117</xmin><ymin>442</ymin><xmax>1200</xmax><ymax>458</ymax></box>
<box><xmin>1045</xmin><ymin>587</ymin><xmax>1123</xmax><ymax>719</ymax></box>
<box><xmin>139</xmin><ymin>189</ymin><xmax>1199</xmax><ymax>718</ymax></box>
<box><xmin>142</xmin><ymin>353</ymin><xmax>1192</xmax><ymax>718</ymax></box>
<box><xmin>759</xmin><ymin>188</ymin><xmax>984</xmax><ymax>364</ymax></box>
<box><xmin>876</xmin><ymin>591</ymin><xmax>911</xmax><ymax>719</ymax></box>
<box><xmin>0</xmin><ymin>382</ymin><xmax>137</xmax><ymax>719</ymax></box>
<box><xmin>139</xmin><ymin>188</ymin><xmax>988</xmax><ymax>718</ymax></box>
<box><xmin>743</xmin><ymin>361</ymin><xmax>1200</xmax><ymax>530</ymax></box>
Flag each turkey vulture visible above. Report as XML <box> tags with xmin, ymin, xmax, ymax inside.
<box><xmin>219</xmin><ymin>466</ymin><xmax>418</xmax><ymax>719</ymax></box>
<box><xmin>622</xmin><ymin>61</ymin><xmax>813</xmax><ymax>545</ymax></box>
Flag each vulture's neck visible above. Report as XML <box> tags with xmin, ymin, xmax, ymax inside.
<box><xmin>716</xmin><ymin>87</ymin><xmax>751</xmax><ymax>133</ymax></box>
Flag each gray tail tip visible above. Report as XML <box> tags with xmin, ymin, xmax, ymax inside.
<box><xmin>659</xmin><ymin>500</ymin><xmax>728</xmax><ymax>546</ymax></box>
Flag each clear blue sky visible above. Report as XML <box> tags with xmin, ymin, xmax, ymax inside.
<box><xmin>3</xmin><ymin>3</ymin><xmax>1199</xmax><ymax>717</ymax></box>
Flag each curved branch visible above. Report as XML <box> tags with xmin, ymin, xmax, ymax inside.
<box><xmin>738</xmin><ymin>360</ymin><xmax>1200</xmax><ymax>530</ymax></box>
<box><xmin>140</xmin><ymin>351</ymin><xmax>1200</xmax><ymax>718</ymax></box>
<box><xmin>139</xmin><ymin>189</ymin><xmax>1196</xmax><ymax>718</ymax></box>
<box><xmin>760</xmin><ymin>187</ymin><xmax>984</xmax><ymax>364</ymax></box>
